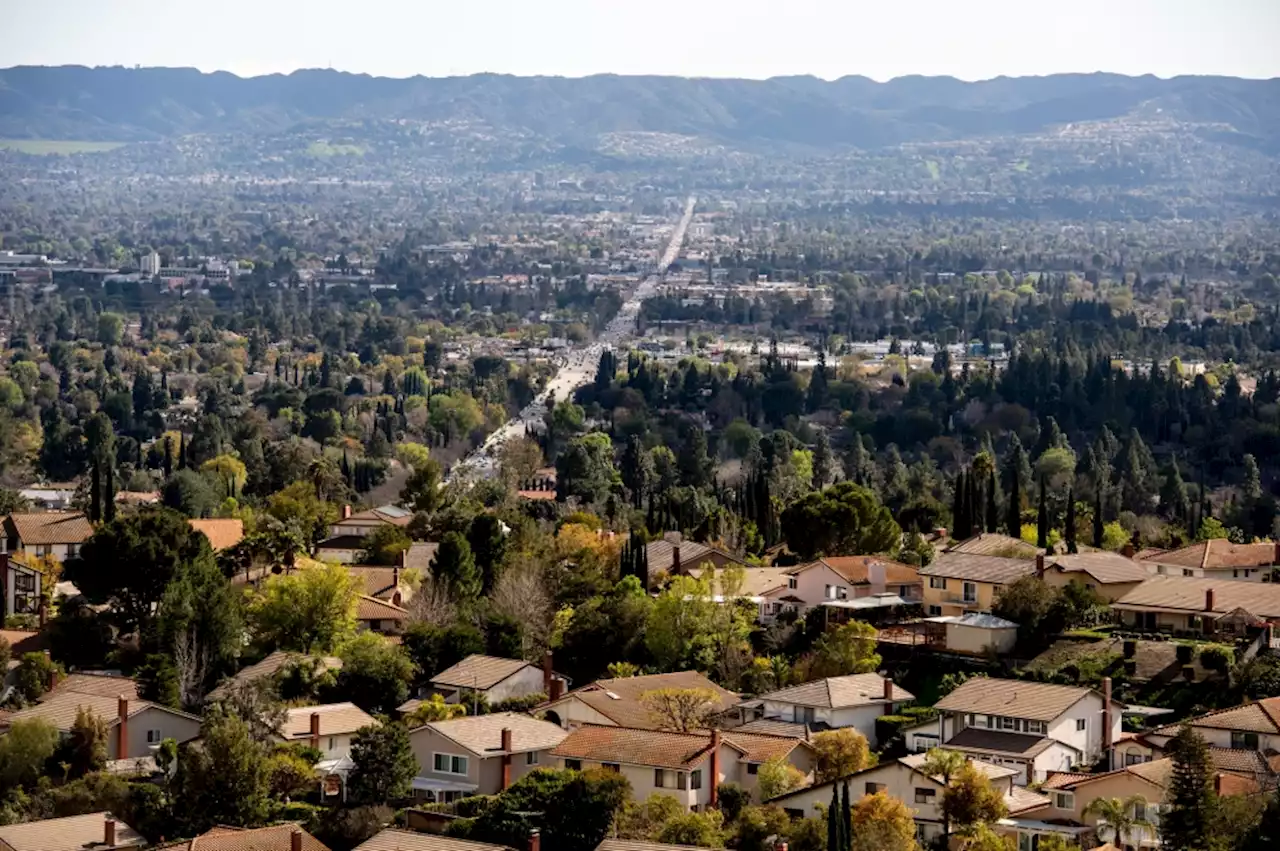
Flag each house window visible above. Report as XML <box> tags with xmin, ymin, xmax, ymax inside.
<box><xmin>788</xmin><ymin>577</ymin><xmax>798</xmax><ymax>590</ymax></box>
<box><xmin>433</xmin><ymin>753</ymin><xmax>469</xmax><ymax>775</ymax></box>
<box><xmin>747</xmin><ymin>763</ymin><xmax>759</xmax><ymax>775</ymax></box>
<box><xmin>914</xmin><ymin>788</ymin><xmax>936</xmax><ymax>804</ymax></box>
<box><xmin>794</xmin><ymin>706</ymin><xmax>816</xmax><ymax>725</ymax></box>
<box><xmin>36</xmin><ymin>544</ymin><xmax>51</xmax><ymax>557</ymax></box>
<box><xmin>1132</xmin><ymin>801</ymin><xmax>1148</xmax><ymax>822</ymax></box>
<box><xmin>145</xmin><ymin>729</ymin><xmax>163</xmax><ymax>744</ymax></box>
<box><xmin>1076</xmin><ymin>719</ymin><xmax>1087</xmax><ymax>732</ymax></box>
<box><xmin>328</xmin><ymin>737</ymin><xmax>336</xmax><ymax>751</ymax></box>
<box><xmin>963</xmin><ymin>582</ymin><xmax>978</xmax><ymax>603</ymax></box>
<box><xmin>825</xmin><ymin>585</ymin><xmax>838</xmax><ymax>600</ymax></box>
<box><xmin>691</xmin><ymin>769</ymin><xmax>702</xmax><ymax>790</ymax></box>
<box><xmin>1232</xmin><ymin>732</ymin><xmax>1260</xmax><ymax>750</ymax></box>
<box><xmin>526</xmin><ymin>751</ymin><xmax>539</xmax><ymax>765</ymax></box>
<box><xmin>655</xmin><ymin>769</ymin><xmax>668</xmax><ymax>788</ymax></box>
<box><xmin>929</xmin><ymin>576</ymin><xmax>947</xmax><ymax>589</ymax></box>
<box><xmin>1026</xmin><ymin>721</ymin><xmax>1046</xmax><ymax>734</ymax></box>
<box><xmin>564</xmin><ymin>759</ymin><xmax>581</xmax><ymax>771</ymax></box>
<box><xmin>784</xmin><ymin>808</ymin><xmax>804</xmax><ymax>820</ymax></box>
<box><xmin>999</xmin><ymin>716</ymin><xmax>1017</xmax><ymax>731</ymax></box>
<box><xmin>66</xmin><ymin>543</ymin><xmax>79</xmax><ymax>557</ymax></box>
<box><xmin>602</xmin><ymin>762</ymin><xmax>620</xmax><ymax>773</ymax></box>
<box><xmin>929</xmin><ymin>606</ymin><xmax>942</xmax><ymax>616</ymax></box>
<box><xmin>1125</xmin><ymin>753</ymin><xmax>1151</xmax><ymax>766</ymax></box>
<box><xmin>1183</xmin><ymin>569</ymin><xmax>1194</xmax><ymax>577</ymax></box>
<box><xmin>865</xmin><ymin>782</ymin><xmax>885</xmax><ymax>795</ymax></box>
<box><xmin>1054</xmin><ymin>792</ymin><xmax>1075</xmax><ymax>810</ymax></box>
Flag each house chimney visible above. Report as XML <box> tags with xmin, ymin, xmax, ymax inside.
<box><xmin>342</xmin><ymin>504</ymin><xmax>351</xmax><ymax>520</ymax></box>
<box><xmin>1102</xmin><ymin>677</ymin><xmax>1113</xmax><ymax>770</ymax></box>
<box><xmin>867</xmin><ymin>559</ymin><xmax>885</xmax><ymax>588</ymax></box>
<box><xmin>291</xmin><ymin>828</ymin><xmax>304</xmax><ymax>851</ymax></box>
<box><xmin>710</xmin><ymin>730</ymin><xmax>721</xmax><ymax>808</ymax></box>
<box><xmin>105</xmin><ymin>816</ymin><xmax>116</xmax><ymax>848</ymax></box>
<box><xmin>883</xmin><ymin>677</ymin><xmax>894</xmax><ymax>702</ymax></box>
<box><xmin>310</xmin><ymin>711</ymin><xmax>321</xmax><ymax>750</ymax></box>
<box><xmin>501</xmin><ymin>727</ymin><xmax>514</xmax><ymax>789</ymax></box>
<box><xmin>549</xmin><ymin>678</ymin><xmax>564</xmax><ymax>702</ymax></box>
<box><xmin>1035</xmin><ymin>554</ymin><xmax>1045</xmax><ymax>576</ymax></box>
<box><xmin>116</xmin><ymin>696</ymin><xmax>129</xmax><ymax>759</ymax></box>
<box><xmin>672</xmin><ymin>544</ymin><xmax>682</xmax><ymax>575</ymax></box>
<box><xmin>527</xmin><ymin>830</ymin><xmax>541</xmax><ymax>851</ymax></box>
<box><xmin>47</xmin><ymin>666</ymin><xmax>58</xmax><ymax>693</ymax></box>
<box><xmin>543</xmin><ymin>650</ymin><xmax>554</xmax><ymax>695</ymax></box>
<box><xmin>1206</xmin><ymin>588</ymin><xmax>1216</xmax><ymax>612</ymax></box>
<box><xmin>1121</xmin><ymin>542</ymin><xmax>1136</xmax><ymax>559</ymax></box>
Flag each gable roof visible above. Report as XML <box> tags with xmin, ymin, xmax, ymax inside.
<box><xmin>769</xmin><ymin>752</ymin><xmax>1014</xmax><ymax>804</ymax></box>
<box><xmin>164</xmin><ymin>824</ymin><xmax>330</xmax><ymax>851</ymax></box>
<box><xmin>432</xmin><ymin>655</ymin><xmax>536</xmax><ymax>691</ymax></box>
<box><xmin>686</xmin><ymin>566</ymin><xmax>793</xmax><ymax>600</ymax></box>
<box><xmin>207</xmin><ymin>650</ymin><xmax>343</xmax><ymax>701</ymax></box>
<box><xmin>1139</xmin><ymin>539</ymin><xmax>1277</xmax><ymax>571</ymax></box>
<box><xmin>347</xmin><ymin>565</ymin><xmax>408</xmax><ymax>600</ymax></box>
<box><xmin>4</xmin><ymin>511</ymin><xmax>94</xmax><ymax>545</ymax></box>
<box><xmin>597</xmin><ymin>842</ymin><xmax>718</xmax><ymax>851</ymax></box>
<box><xmin>335</xmin><ymin>505</ymin><xmax>413</xmax><ymax>528</ymax></box>
<box><xmin>549</xmin><ymin>671</ymin><xmax>738</xmax><ymax>729</ymax></box>
<box><xmin>189</xmin><ymin>518</ymin><xmax>245</xmax><ymax>552</ymax></box>
<box><xmin>1045</xmin><ymin>552</ymin><xmax>1154</xmax><ymax>584</ymax></box>
<box><xmin>944</xmin><ymin>727</ymin><xmax>1070</xmax><ymax>759</ymax></box>
<box><xmin>354</xmin><ymin>831</ymin><xmax>511</xmax><ymax>851</ymax></box>
<box><xmin>357</xmin><ymin>594</ymin><xmax>410</xmax><ymax>621</ymax></box>
<box><xmin>796</xmin><ymin>556</ymin><xmax>922</xmax><ymax>586</ymax></box>
<box><xmin>919</xmin><ymin>552</ymin><xmax>1040</xmax><ymax>585</ymax></box>
<box><xmin>1148</xmin><ymin>696</ymin><xmax>1280</xmax><ymax>737</ymax></box>
<box><xmin>935</xmin><ymin>677</ymin><xmax>1108</xmax><ymax>721</ymax></box>
<box><xmin>416</xmin><ymin>711</ymin><xmax>567</xmax><ymax>756</ymax></box>
<box><xmin>549</xmin><ymin>724</ymin><xmax>808</xmax><ymax>770</ymax></box>
<box><xmin>944</xmin><ymin>533</ymin><xmax>1042</xmax><ymax>559</ymax></box>
<box><xmin>4</xmin><ymin>691</ymin><xmax>198</xmax><ymax>732</ymax></box>
<box><xmin>1112</xmin><ymin>575</ymin><xmax>1280</xmax><ymax>619</ymax></box>
<box><xmin>644</xmin><ymin>539</ymin><xmax>743</xmax><ymax>575</ymax></box>
<box><xmin>282</xmin><ymin>703</ymin><xmax>378</xmax><ymax>739</ymax></box>
<box><xmin>0</xmin><ymin>812</ymin><xmax>145</xmax><ymax>851</ymax></box>
<box><xmin>754</xmin><ymin>673</ymin><xmax>913</xmax><ymax>708</ymax></box>
<box><xmin>46</xmin><ymin>672</ymin><xmax>139</xmax><ymax>702</ymax></box>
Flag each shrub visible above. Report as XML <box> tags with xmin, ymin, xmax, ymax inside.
<box><xmin>1123</xmin><ymin>640</ymin><xmax>1137</xmax><ymax>659</ymax></box>
<box><xmin>1200</xmin><ymin>646</ymin><xmax>1231</xmax><ymax>675</ymax></box>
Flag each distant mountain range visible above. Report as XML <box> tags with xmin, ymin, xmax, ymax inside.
<box><xmin>1</xmin><ymin>66</ymin><xmax>1278</xmax><ymax>151</ymax></box>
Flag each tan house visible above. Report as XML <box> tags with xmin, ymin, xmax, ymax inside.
<box><xmin>3</xmin><ymin>691</ymin><xmax>199</xmax><ymax>760</ymax></box>
<box><xmin>727</xmin><ymin>673</ymin><xmax>913</xmax><ymax>747</ymax></box>
<box><xmin>549</xmin><ymin>724</ymin><xmax>816</xmax><ymax>807</ymax></box>
<box><xmin>428</xmin><ymin>654</ymin><xmax>559</xmax><ymax>706</ymax></box>
<box><xmin>407</xmin><ymin>711</ymin><xmax>568</xmax><ymax>803</ymax></box>
<box><xmin>357</xmin><ymin>594</ymin><xmax>410</xmax><ymax>636</ymax></box>
<box><xmin>1</xmin><ymin>512</ymin><xmax>94</xmax><ymax>560</ymax></box>
<box><xmin>782</xmin><ymin>556</ymin><xmax>922</xmax><ymax>612</ymax></box>
<box><xmin>355</xmin><ymin>830</ymin><xmax>520</xmax><ymax>851</ymax></box>
<box><xmin>1138</xmin><ymin>540</ymin><xmax>1279</xmax><ymax>582</ymax></box>
<box><xmin>918</xmin><ymin>552</ymin><xmax>1039</xmax><ymax>617</ymax></box>
<box><xmin>644</xmin><ymin>536</ymin><xmax>744</xmax><ymax>581</ymax></box>
<box><xmin>1111</xmin><ymin>575</ymin><xmax>1280</xmax><ymax>634</ymax></box>
<box><xmin>278</xmin><ymin>702</ymin><xmax>378</xmax><ymax>795</ymax></box>
<box><xmin>945</xmin><ymin>532</ymin><xmax>1043</xmax><ymax>559</ymax></box>
<box><xmin>328</xmin><ymin>504</ymin><xmax>413</xmax><ymax>540</ymax></box>
<box><xmin>0</xmin><ymin>812</ymin><xmax>145</xmax><ymax>851</ymax></box>
<box><xmin>1040</xmin><ymin>552</ymin><xmax>1156</xmax><ymax>602</ymax></box>
<box><xmin>541</xmin><ymin>671</ymin><xmax>738</xmax><ymax>731</ymax></box>
<box><xmin>1128</xmin><ymin>695</ymin><xmax>1280</xmax><ymax>758</ymax></box>
<box><xmin>683</xmin><ymin>565</ymin><xmax>798</xmax><ymax>622</ymax></box>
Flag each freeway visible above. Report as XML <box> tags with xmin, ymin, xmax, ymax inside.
<box><xmin>449</xmin><ymin>196</ymin><xmax>696</xmax><ymax>482</ymax></box>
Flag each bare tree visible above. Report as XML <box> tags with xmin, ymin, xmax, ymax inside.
<box><xmin>489</xmin><ymin>563</ymin><xmax>553</xmax><ymax>657</ymax></box>
<box><xmin>407</xmin><ymin>574</ymin><xmax>457</xmax><ymax>628</ymax></box>
<box><xmin>173</xmin><ymin>625</ymin><xmax>210</xmax><ymax>712</ymax></box>
<box><xmin>641</xmin><ymin>687</ymin><xmax>723</xmax><ymax>732</ymax></box>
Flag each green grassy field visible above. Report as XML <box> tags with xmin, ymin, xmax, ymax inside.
<box><xmin>0</xmin><ymin>139</ymin><xmax>128</xmax><ymax>155</ymax></box>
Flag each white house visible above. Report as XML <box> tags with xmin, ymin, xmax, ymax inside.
<box><xmin>1</xmin><ymin>553</ymin><xmax>43</xmax><ymax>620</ymax></box>
<box><xmin>279</xmin><ymin>702</ymin><xmax>378</xmax><ymax>797</ymax></box>
<box><xmin>930</xmin><ymin>677</ymin><xmax>1124</xmax><ymax>785</ymax></box>
<box><xmin>782</xmin><ymin>556</ymin><xmax>922</xmax><ymax>611</ymax></box>
<box><xmin>3</xmin><ymin>690</ymin><xmax>200</xmax><ymax>760</ymax></box>
<box><xmin>2</xmin><ymin>512</ymin><xmax>94</xmax><ymax>560</ymax></box>
<box><xmin>727</xmin><ymin>673</ymin><xmax>913</xmax><ymax>748</ymax></box>
<box><xmin>427</xmin><ymin>654</ymin><xmax>559</xmax><ymax>706</ymax></box>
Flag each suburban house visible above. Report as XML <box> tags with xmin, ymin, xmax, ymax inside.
<box><xmin>357</xmin><ymin>594</ymin><xmax>410</xmax><ymax>636</ymax></box>
<box><xmin>278</xmin><ymin>702</ymin><xmax>378</xmax><ymax>796</ymax></box>
<box><xmin>16</xmin><ymin>483</ymin><xmax>76</xmax><ymax>512</ymax></box>
<box><xmin>930</xmin><ymin>677</ymin><xmax>1124</xmax><ymax>785</ymax></box>
<box><xmin>2</xmin><ymin>689</ymin><xmax>200</xmax><ymax>760</ymax></box>
<box><xmin>1129</xmin><ymin>695</ymin><xmax>1280</xmax><ymax>757</ymax></box>
<box><xmin>918</xmin><ymin>553</ymin><xmax>1039</xmax><ymax>617</ymax></box>
<box><xmin>767</xmin><ymin>753</ymin><xmax>1029</xmax><ymax>848</ymax></box>
<box><xmin>1</xmin><ymin>511</ymin><xmax>94</xmax><ymax>559</ymax></box>
<box><xmin>328</xmin><ymin>504</ymin><xmax>413</xmax><ymax>540</ymax></box>
<box><xmin>1039</xmin><ymin>552</ymin><xmax>1156</xmax><ymax>602</ymax></box>
<box><xmin>644</xmin><ymin>535</ymin><xmax>744</xmax><ymax>581</ymax></box>
<box><xmin>549</xmin><ymin>724</ymin><xmax>817</xmax><ymax>807</ymax></box>
<box><xmin>541</xmin><ymin>671</ymin><xmax>738</xmax><ymax>731</ymax></box>
<box><xmin>726</xmin><ymin>673</ymin><xmax>913</xmax><ymax>747</ymax></box>
<box><xmin>1111</xmin><ymin>576</ymin><xmax>1280</xmax><ymax>634</ymax></box>
<box><xmin>347</xmin><ymin>564</ymin><xmax>413</xmax><ymax>605</ymax></box>
<box><xmin>782</xmin><ymin>556</ymin><xmax>922</xmax><ymax>610</ymax></box>
<box><xmin>207</xmin><ymin>650</ymin><xmax>343</xmax><ymax>701</ymax></box>
<box><xmin>407</xmin><ymin>712</ymin><xmax>568</xmax><ymax>803</ymax></box>
<box><xmin>0</xmin><ymin>812</ymin><xmax>146</xmax><ymax>851</ymax></box>
<box><xmin>1137</xmin><ymin>539</ymin><xmax>1279</xmax><ymax>582</ymax></box>
<box><xmin>428</xmin><ymin>654</ymin><xmax>561</xmax><ymax>706</ymax></box>
<box><xmin>0</xmin><ymin>553</ymin><xmax>42</xmax><ymax>619</ymax></box>
<box><xmin>945</xmin><ymin>532</ymin><xmax>1043</xmax><ymax>559</ymax></box>
<box><xmin>921</xmin><ymin>612</ymin><xmax>1020</xmax><ymax>656</ymax></box>
<box><xmin>157</xmin><ymin>824</ymin><xmax>330</xmax><ymax>851</ymax></box>
<box><xmin>1011</xmin><ymin>759</ymin><xmax>1261</xmax><ymax>850</ymax></box>
<box><xmin>188</xmin><ymin>518</ymin><xmax>245</xmax><ymax>552</ymax></box>
<box><xmin>683</xmin><ymin>565</ymin><xmax>798</xmax><ymax>622</ymax></box>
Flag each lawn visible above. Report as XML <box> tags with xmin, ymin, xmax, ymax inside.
<box><xmin>0</xmin><ymin>139</ymin><xmax>127</xmax><ymax>155</ymax></box>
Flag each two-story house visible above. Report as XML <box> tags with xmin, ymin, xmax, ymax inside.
<box><xmin>726</xmin><ymin>673</ymin><xmax>913</xmax><ymax>747</ymax></box>
<box><xmin>427</xmin><ymin>654</ymin><xmax>562</xmax><ymax>707</ymax></box>
<box><xmin>2</xmin><ymin>512</ymin><xmax>94</xmax><ymax>560</ymax></box>
<box><xmin>357</xmin><ymin>594</ymin><xmax>410</xmax><ymax>636</ymax></box>
<box><xmin>2</xmin><ymin>687</ymin><xmax>200</xmax><ymax>760</ymax></box>
<box><xmin>549</xmin><ymin>725</ymin><xmax>817</xmax><ymax>808</ymax></box>
<box><xmin>782</xmin><ymin>557</ymin><xmax>922</xmax><ymax>612</ymax></box>
<box><xmin>408</xmin><ymin>712</ymin><xmax>568</xmax><ymax>803</ymax></box>
<box><xmin>1118</xmin><ymin>695</ymin><xmax>1280</xmax><ymax>765</ymax></box>
<box><xmin>1111</xmin><ymin>576</ymin><xmax>1280</xmax><ymax>635</ymax></box>
<box><xmin>1137</xmin><ymin>539</ymin><xmax>1280</xmax><ymax>582</ymax></box>
<box><xmin>683</xmin><ymin>566</ymin><xmax>798</xmax><ymax>623</ymax></box>
<box><xmin>930</xmin><ymin>677</ymin><xmax>1124</xmax><ymax>785</ymax></box>
<box><xmin>1039</xmin><ymin>552</ymin><xmax>1157</xmax><ymax>602</ymax></box>
<box><xmin>279</xmin><ymin>702</ymin><xmax>378</xmax><ymax>797</ymax></box>
<box><xmin>918</xmin><ymin>553</ymin><xmax>1039</xmax><ymax>618</ymax></box>
<box><xmin>767</xmin><ymin>753</ymin><xmax>1035</xmax><ymax>848</ymax></box>
<box><xmin>541</xmin><ymin>671</ymin><xmax>738</xmax><ymax>731</ymax></box>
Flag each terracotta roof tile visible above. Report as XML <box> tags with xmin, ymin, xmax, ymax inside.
<box><xmin>282</xmin><ymin>703</ymin><xmax>378</xmax><ymax>739</ymax></box>
<box><xmin>0</xmin><ymin>812</ymin><xmax>145</xmax><ymax>851</ymax></box>
<box><xmin>354</xmin><ymin>830</ymin><xmax>510</xmax><ymax>851</ymax></box>
<box><xmin>1140</xmin><ymin>540</ymin><xmax>1278</xmax><ymax>571</ymax></box>
<box><xmin>346</xmin><ymin>566</ymin><xmax>408</xmax><ymax>600</ymax></box>
<box><xmin>1114</xmin><ymin>575</ymin><xmax>1280</xmax><ymax>619</ymax></box>
<box><xmin>1149</xmin><ymin>698</ymin><xmax>1280</xmax><ymax>737</ymax></box>
<box><xmin>1041</xmin><ymin>771</ymin><xmax>1093</xmax><ymax>789</ymax></box>
<box><xmin>550</xmin><ymin>724</ymin><xmax>807</xmax><ymax>770</ymax></box>
<box><xmin>549</xmin><ymin>671</ymin><xmax>738</xmax><ymax>730</ymax></box>
<box><xmin>935</xmin><ymin>677</ymin><xmax>1103</xmax><ymax>722</ymax></box>
<box><xmin>432</xmin><ymin>655</ymin><xmax>535</xmax><ymax>691</ymax></box>
<box><xmin>171</xmin><ymin>824</ymin><xmax>329</xmax><ymax>851</ymax></box>
<box><xmin>357</xmin><ymin>594</ymin><xmax>409</xmax><ymax>621</ymax></box>
<box><xmin>813</xmin><ymin>556</ymin><xmax>922</xmax><ymax>586</ymax></box>
<box><xmin>189</xmin><ymin>518</ymin><xmax>244</xmax><ymax>552</ymax></box>
<box><xmin>754</xmin><ymin>673</ymin><xmax>913</xmax><ymax>708</ymax></box>
<box><xmin>4</xmin><ymin>512</ymin><xmax>94</xmax><ymax>546</ymax></box>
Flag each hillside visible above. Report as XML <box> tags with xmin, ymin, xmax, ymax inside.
<box><xmin>2</xmin><ymin>66</ymin><xmax>1278</xmax><ymax>151</ymax></box>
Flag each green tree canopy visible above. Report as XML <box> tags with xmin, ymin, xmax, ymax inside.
<box><xmin>780</xmin><ymin>481</ymin><xmax>900</xmax><ymax>560</ymax></box>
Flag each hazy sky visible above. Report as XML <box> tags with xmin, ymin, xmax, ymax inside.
<box><xmin>5</xmin><ymin>0</ymin><xmax>1278</xmax><ymax>81</ymax></box>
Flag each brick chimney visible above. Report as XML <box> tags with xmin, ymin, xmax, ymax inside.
<box><xmin>1035</xmin><ymin>553</ymin><xmax>1045</xmax><ymax>576</ymax></box>
<box><xmin>47</xmin><ymin>666</ymin><xmax>59</xmax><ymax>693</ymax></box>
<box><xmin>549</xmin><ymin>678</ymin><xmax>564</xmax><ymax>702</ymax></box>
<box><xmin>672</xmin><ymin>543</ymin><xmax>682</xmax><ymax>575</ymax></box>
<box><xmin>543</xmin><ymin>650</ymin><xmax>554</xmax><ymax>695</ymax></box>
<box><xmin>709</xmin><ymin>729</ymin><xmax>721</xmax><ymax>808</ymax></box>
<box><xmin>527</xmin><ymin>830</ymin><xmax>541</xmax><ymax>851</ymax></box>
<box><xmin>310</xmin><ymin>711</ymin><xmax>322</xmax><ymax>751</ymax></box>
<box><xmin>501</xmin><ymin>727</ymin><xmax>514</xmax><ymax>789</ymax></box>
<box><xmin>104</xmin><ymin>816</ymin><xmax>116</xmax><ymax>848</ymax></box>
<box><xmin>116</xmin><ymin>696</ymin><xmax>129</xmax><ymax>759</ymax></box>
<box><xmin>291</xmin><ymin>828</ymin><xmax>304</xmax><ymax>851</ymax></box>
<box><xmin>883</xmin><ymin>677</ymin><xmax>894</xmax><ymax>702</ymax></box>
<box><xmin>1121</xmin><ymin>542</ymin><xmax>1136</xmax><ymax>559</ymax></box>
<box><xmin>342</xmin><ymin>504</ymin><xmax>351</xmax><ymax>520</ymax></box>
<box><xmin>774</xmin><ymin>843</ymin><xmax>789</xmax><ymax>851</ymax></box>
<box><xmin>1206</xmin><ymin>588</ymin><xmax>1216</xmax><ymax>612</ymax></box>
<box><xmin>1102</xmin><ymin>676</ymin><xmax>1113</xmax><ymax>770</ymax></box>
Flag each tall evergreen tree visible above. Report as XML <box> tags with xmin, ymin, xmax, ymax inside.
<box><xmin>840</xmin><ymin>780</ymin><xmax>852</xmax><ymax>851</ymax></box>
<box><xmin>828</xmin><ymin>784</ymin><xmax>840</xmax><ymax>851</ymax></box>
<box><xmin>1162</xmin><ymin>726</ymin><xmax>1215</xmax><ymax>851</ymax></box>
<box><xmin>952</xmin><ymin>471</ymin><xmax>969</xmax><ymax>539</ymax></box>
<box><xmin>1004</xmin><ymin>437</ymin><xmax>1026</xmax><ymax>536</ymax></box>
<box><xmin>985</xmin><ymin>470</ymin><xmax>999</xmax><ymax>533</ymax></box>
<box><xmin>1065</xmin><ymin>486</ymin><xmax>1077</xmax><ymax>554</ymax></box>
<box><xmin>1037</xmin><ymin>475</ymin><xmax>1049</xmax><ymax>549</ymax></box>
<box><xmin>1093</xmin><ymin>489</ymin><xmax>1105</xmax><ymax>549</ymax></box>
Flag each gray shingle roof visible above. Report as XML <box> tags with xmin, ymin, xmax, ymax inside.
<box><xmin>431</xmin><ymin>655</ymin><xmax>535</xmax><ymax>691</ymax></box>
<box><xmin>918</xmin><ymin>552</ymin><xmax>1039</xmax><ymax>584</ymax></box>
<box><xmin>416</xmin><ymin>712</ymin><xmax>567</xmax><ymax>756</ymax></box>
<box><xmin>755</xmin><ymin>673</ymin><xmax>913</xmax><ymax>708</ymax></box>
<box><xmin>934</xmin><ymin>677</ymin><xmax>1101</xmax><ymax>722</ymax></box>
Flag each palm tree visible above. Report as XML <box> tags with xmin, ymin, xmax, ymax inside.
<box><xmin>1083</xmin><ymin>794</ymin><xmax>1153</xmax><ymax>847</ymax></box>
<box><xmin>920</xmin><ymin>748</ymin><xmax>967</xmax><ymax>839</ymax></box>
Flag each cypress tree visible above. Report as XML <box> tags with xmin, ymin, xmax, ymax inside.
<box><xmin>89</xmin><ymin>459</ymin><xmax>102</xmax><ymax>524</ymax></box>
<box><xmin>1037</xmin><ymin>475</ymin><xmax>1049</xmax><ymax>549</ymax></box>
<box><xmin>1065</xmin><ymin>486</ymin><xmax>1077</xmax><ymax>554</ymax></box>
<box><xmin>1005</xmin><ymin>443</ymin><xmax>1024</xmax><ymax>537</ymax></box>
<box><xmin>840</xmin><ymin>780</ymin><xmax>852</xmax><ymax>851</ymax></box>
<box><xmin>1163</xmin><ymin>726</ymin><xmax>1215</xmax><ymax>851</ymax></box>
<box><xmin>985</xmin><ymin>469</ymin><xmax>999</xmax><ymax>533</ymax></box>
<box><xmin>827</xmin><ymin>784</ymin><xmax>840</xmax><ymax>851</ymax></box>
<box><xmin>1093</xmin><ymin>488</ymin><xmax>1105</xmax><ymax>549</ymax></box>
<box><xmin>103</xmin><ymin>462</ymin><xmax>117</xmax><ymax>524</ymax></box>
<box><xmin>952</xmin><ymin>470</ymin><xmax>968</xmax><ymax>540</ymax></box>
<box><xmin>178</xmin><ymin>432</ymin><xmax>187</xmax><ymax>470</ymax></box>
